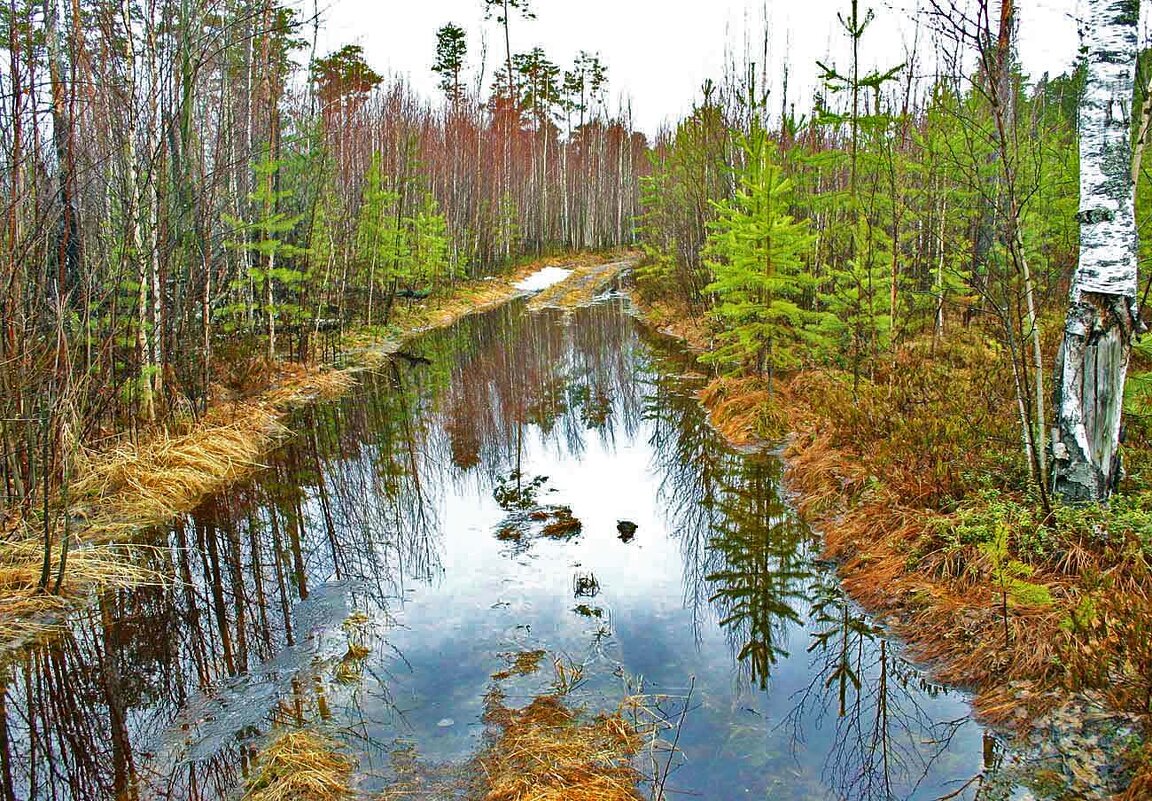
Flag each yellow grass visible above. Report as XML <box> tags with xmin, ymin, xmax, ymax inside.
<box><xmin>1</xmin><ymin>252</ymin><xmax>631</xmax><ymax>651</ymax></box>
<box><xmin>0</xmin><ymin>364</ymin><xmax>354</xmax><ymax>649</ymax></box>
<box><xmin>0</xmin><ymin>529</ymin><xmax>163</xmax><ymax>646</ymax></box>
<box><xmin>243</xmin><ymin>730</ymin><xmax>353</xmax><ymax>801</ymax></box>
<box><xmin>626</xmin><ymin>295</ymin><xmax>711</xmax><ymax>352</ymax></box>
<box><xmin>492</xmin><ymin>649</ymin><xmax>548</xmax><ymax>680</ymax></box>
<box><xmin>74</xmin><ymin>365</ymin><xmax>354</xmax><ymax>537</ymax></box>
<box><xmin>478</xmin><ymin>693</ymin><xmax>645</xmax><ymax>801</ymax></box>
<box><xmin>698</xmin><ymin>376</ymin><xmax>788</xmax><ymax>446</ymax></box>
<box><xmin>345</xmin><ymin>252</ymin><xmax>631</xmax><ymax>363</ymax></box>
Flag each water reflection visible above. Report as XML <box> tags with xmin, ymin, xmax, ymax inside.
<box><xmin>1</xmin><ymin>299</ymin><xmax>989</xmax><ymax>800</ymax></box>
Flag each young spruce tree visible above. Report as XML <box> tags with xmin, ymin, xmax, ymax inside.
<box><xmin>702</xmin><ymin>125</ymin><xmax>816</xmax><ymax>381</ymax></box>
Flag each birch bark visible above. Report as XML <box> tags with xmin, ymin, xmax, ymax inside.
<box><xmin>1052</xmin><ymin>0</ymin><xmax>1142</xmax><ymax>501</ymax></box>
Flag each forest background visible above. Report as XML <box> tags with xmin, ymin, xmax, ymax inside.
<box><xmin>2</xmin><ymin>0</ymin><xmax>1152</xmax><ymax>791</ymax></box>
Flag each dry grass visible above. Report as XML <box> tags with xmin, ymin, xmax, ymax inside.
<box><xmin>774</xmin><ymin>350</ymin><xmax>1077</xmax><ymax>725</ymax></box>
<box><xmin>0</xmin><ymin>529</ymin><xmax>163</xmax><ymax>646</ymax></box>
<box><xmin>0</xmin><ymin>364</ymin><xmax>354</xmax><ymax>651</ymax></box>
<box><xmin>346</xmin><ymin>252</ymin><xmax>632</xmax><ymax>362</ymax></box>
<box><xmin>469</xmin><ymin>649</ymin><xmax>648</xmax><ymax>801</ymax></box>
<box><xmin>633</xmin><ymin>296</ymin><xmax>1152</xmax><ymax>752</ymax></box>
<box><xmin>492</xmin><ymin>649</ymin><xmax>548</xmax><ymax>680</ymax></box>
<box><xmin>74</xmin><ymin>365</ymin><xmax>354</xmax><ymax>537</ymax></box>
<box><xmin>1120</xmin><ymin>743</ymin><xmax>1152</xmax><ymax>801</ymax></box>
<box><xmin>627</xmin><ymin>296</ymin><xmax>711</xmax><ymax>352</ymax></box>
<box><xmin>372</xmin><ymin>649</ymin><xmax>648</xmax><ymax>801</ymax></box>
<box><xmin>698</xmin><ymin>376</ymin><xmax>788</xmax><ymax>446</ymax></box>
<box><xmin>244</xmin><ymin>730</ymin><xmax>354</xmax><ymax>801</ymax></box>
<box><xmin>1</xmin><ymin>252</ymin><xmax>628</xmax><ymax>650</ymax></box>
<box><xmin>477</xmin><ymin>692</ymin><xmax>645</xmax><ymax>801</ymax></box>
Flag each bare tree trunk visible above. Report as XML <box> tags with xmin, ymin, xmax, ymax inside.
<box><xmin>1053</xmin><ymin>0</ymin><xmax>1141</xmax><ymax>502</ymax></box>
<box><xmin>935</xmin><ymin>193</ymin><xmax>947</xmax><ymax>339</ymax></box>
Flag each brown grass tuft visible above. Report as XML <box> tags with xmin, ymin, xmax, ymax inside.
<box><xmin>626</xmin><ymin>295</ymin><xmax>711</xmax><ymax>352</ymax></box>
<box><xmin>492</xmin><ymin>649</ymin><xmax>548</xmax><ymax>680</ymax></box>
<box><xmin>477</xmin><ymin>693</ymin><xmax>645</xmax><ymax>801</ymax></box>
<box><xmin>0</xmin><ymin>364</ymin><xmax>356</xmax><ymax>652</ymax></box>
<box><xmin>0</xmin><ymin>517</ymin><xmax>166</xmax><ymax>647</ymax></box>
<box><xmin>74</xmin><ymin>365</ymin><xmax>354</xmax><ymax>537</ymax></box>
<box><xmin>243</xmin><ymin>730</ymin><xmax>354</xmax><ymax>801</ymax></box>
<box><xmin>699</xmin><ymin>376</ymin><xmax>788</xmax><ymax>446</ymax></box>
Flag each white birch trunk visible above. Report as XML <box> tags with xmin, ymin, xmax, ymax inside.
<box><xmin>1053</xmin><ymin>0</ymin><xmax>1141</xmax><ymax>502</ymax></box>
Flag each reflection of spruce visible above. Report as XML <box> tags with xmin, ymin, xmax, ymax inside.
<box><xmin>493</xmin><ymin>470</ymin><xmax>549</xmax><ymax>510</ymax></box>
<box><xmin>704</xmin><ymin>455</ymin><xmax>809</xmax><ymax>689</ymax></box>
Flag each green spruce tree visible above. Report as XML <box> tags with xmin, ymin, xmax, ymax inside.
<box><xmin>701</xmin><ymin>125</ymin><xmax>817</xmax><ymax>381</ymax></box>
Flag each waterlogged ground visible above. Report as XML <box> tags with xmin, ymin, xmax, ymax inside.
<box><xmin>2</xmin><ymin>297</ymin><xmax>1000</xmax><ymax>800</ymax></box>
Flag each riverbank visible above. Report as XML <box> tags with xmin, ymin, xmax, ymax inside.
<box><xmin>629</xmin><ymin>292</ymin><xmax>1152</xmax><ymax>799</ymax></box>
<box><xmin>0</xmin><ymin>251</ymin><xmax>637</xmax><ymax>654</ymax></box>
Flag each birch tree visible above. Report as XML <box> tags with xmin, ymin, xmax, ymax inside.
<box><xmin>1052</xmin><ymin>0</ymin><xmax>1142</xmax><ymax>502</ymax></box>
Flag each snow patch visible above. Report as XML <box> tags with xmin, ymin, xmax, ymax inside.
<box><xmin>514</xmin><ymin>266</ymin><xmax>572</xmax><ymax>292</ymax></box>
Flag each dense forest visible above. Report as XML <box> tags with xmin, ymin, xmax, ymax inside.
<box><xmin>0</xmin><ymin>0</ymin><xmax>646</xmax><ymax>516</ymax></box>
<box><xmin>4</xmin><ymin>0</ymin><xmax>1152</xmax><ymax>797</ymax></box>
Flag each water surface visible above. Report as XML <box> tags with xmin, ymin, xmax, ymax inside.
<box><xmin>1</xmin><ymin>298</ymin><xmax>994</xmax><ymax>800</ymax></box>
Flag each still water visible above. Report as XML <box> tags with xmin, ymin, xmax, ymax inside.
<box><xmin>2</xmin><ymin>298</ymin><xmax>994</xmax><ymax>800</ymax></box>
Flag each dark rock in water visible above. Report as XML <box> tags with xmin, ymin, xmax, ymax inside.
<box><xmin>617</xmin><ymin>520</ymin><xmax>637</xmax><ymax>541</ymax></box>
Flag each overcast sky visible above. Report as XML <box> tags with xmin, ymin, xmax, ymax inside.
<box><xmin>302</xmin><ymin>0</ymin><xmax>1114</xmax><ymax>136</ymax></box>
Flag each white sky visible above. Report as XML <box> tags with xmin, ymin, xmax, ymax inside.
<box><xmin>301</xmin><ymin>0</ymin><xmax>1115</xmax><ymax>136</ymax></box>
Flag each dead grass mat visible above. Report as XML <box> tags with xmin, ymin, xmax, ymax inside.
<box><xmin>0</xmin><ymin>364</ymin><xmax>352</xmax><ymax>650</ymax></box>
<box><xmin>478</xmin><ymin>694</ymin><xmax>645</xmax><ymax>801</ymax></box>
<box><xmin>244</xmin><ymin>730</ymin><xmax>353</xmax><ymax>801</ymax></box>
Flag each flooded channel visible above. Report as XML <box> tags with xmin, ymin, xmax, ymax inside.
<box><xmin>2</xmin><ymin>297</ymin><xmax>995</xmax><ymax>800</ymax></box>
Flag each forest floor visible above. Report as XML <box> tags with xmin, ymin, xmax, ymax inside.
<box><xmin>629</xmin><ymin>289</ymin><xmax>1152</xmax><ymax>800</ymax></box>
<box><xmin>0</xmin><ymin>250</ymin><xmax>637</xmax><ymax>657</ymax></box>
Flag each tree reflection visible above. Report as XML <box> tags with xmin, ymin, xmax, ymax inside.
<box><xmin>0</xmin><ymin>298</ymin><xmax>650</xmax><ymax>800</ymax></box>
<box><xmin>789</xmin><ymin>570</ymin><xmax>972</xmax><ymax>801</ymax></box>
<box><xmin>641</xmin><ymin>328</ymin><xmax>810</xmax><ymax>686</ymax></box>
<box><xmin>705</xmin><ymin>454</ymin><xmax>809</xmax><ymax>689</ymax></box>
<box><xmin>639</xmin><ymin>326</ymin><xmax>982</xmax><ymax>799</ymax></box>
<box><xmin>639</xmin><ymin>330</ymin><xmax>731</xmax><ymax>641</ymax></box>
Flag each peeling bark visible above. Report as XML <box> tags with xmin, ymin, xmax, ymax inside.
<box><xmin>1053</xmin><ymin>0</ymin><xmax>1140</xmax><ymax>502</ymax></box>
